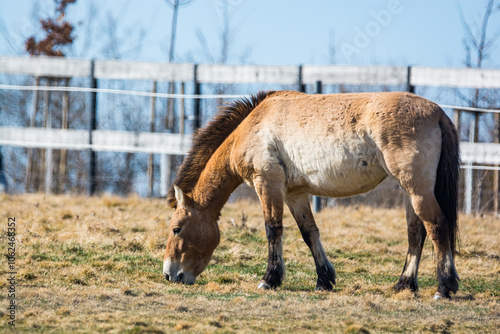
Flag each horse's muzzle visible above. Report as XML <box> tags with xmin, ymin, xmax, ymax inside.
<box><xmin>163</xmin><ymin>260</ymin><xmax>195</xmax><ymax>284</ymax></box>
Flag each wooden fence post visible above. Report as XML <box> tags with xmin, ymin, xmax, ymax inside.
<box><xmin>494</xmin><ymin>113</ymin><xmax>500</xmax><ymax>213</ymax></box>
<box><xmin>58</xmin><ymin>78</ymin><xmax>70</xmax><ymax>194</ymax></box>
<box><xmin>43</xmin><ymin>78</ymin><xmax>52</xmax><ymax>194</ymax></box>
<box><xmin>464</xmin><ymin>121</ymin><xmax>475</xmax><ymax>215</ymax></box>
<box><xmin>453</xmin><ymin>109</ymin><xmax>462</xmax><ymax>140</ymax></box>
<box><xmin>26</xmin><ymin>76</ymin><xmax>39</xmax><ymax>192</ymax></box>
<box><xmin>473</xmin><ymin>112</ymin><xmax>480</xmax><ymax>213</ymax></box>
<box><xmin>166</xmin><ymin>82</ymin><xmax>175</xmax><ymax>130</ymax></box>
<box><xmin>160</xmin><ymin>154</ymin><xmax>170</xmax><ymax>198</ymax></box>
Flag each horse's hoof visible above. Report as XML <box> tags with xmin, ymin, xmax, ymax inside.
<box><xmin>315</xmin><ymin>281</ymin><xmax>333</xmax><ymax>292</ymax></box>
<box><xmin>258</xmin><ymin>282</ymin><xmax>271</xmax><ymax>290</ymax></box>
<box><xmin>394</xmin><ymin>277</ymin><xmax>418</xmax><ymax>293</ymax></box>
<box><xmin>433</xmin><ymin>291</ymin><xmax>451</xmax><ymax>300</ymax></box>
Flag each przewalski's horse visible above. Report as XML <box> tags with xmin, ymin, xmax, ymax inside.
<box><xmin>163</xmin><ymin>91</ymin><xmax>460</xmax><ymax>300</ymax></box>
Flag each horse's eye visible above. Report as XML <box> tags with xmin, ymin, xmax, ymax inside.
<box><xmin>173</xmin><ymin>228</ymin><xmax>182</xmax><ymax>235</ymax></box>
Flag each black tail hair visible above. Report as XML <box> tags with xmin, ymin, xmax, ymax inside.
<box><xmin>434</xmin><ymin>116</ymin><xmax>460</xmax><ymax>255</ymax></box>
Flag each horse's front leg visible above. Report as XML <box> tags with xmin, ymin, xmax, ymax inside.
<box><xmin>286</xmin><ymin>194</ymin><xmax>336</xmax><ymax>291</ymax></box>
<box><xmin>254</xmin><ymin>176</ymin><xmax>285</xmax><ymax>290</ymax></box>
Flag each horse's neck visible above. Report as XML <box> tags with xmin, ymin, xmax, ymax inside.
<box><xmin>192</xmin><ymin>142</ymin><xmax>240</xmax><ymax>215</ymax></box>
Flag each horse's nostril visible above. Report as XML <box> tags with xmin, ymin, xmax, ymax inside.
<box><xmin>164</xmin><ymin>273</ymin><xmax>170</xmax><ymax>281</ymax></box>
<box><xmin>178</xmin><ymin>272</ymin><xmax>184</xmax><ymax>282</ymax></box>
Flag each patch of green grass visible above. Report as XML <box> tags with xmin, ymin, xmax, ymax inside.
<box><xmin>226</xmin><ymin>230</ymin><xmax>265</xmax><ymax>244</ymax></box>
<box><xmin>30</xmin><ymin>252</ymin><xmax>61</xmax><ymax>262</ymax></box>
<box><xmin>461</xmin><ymin>277</ymin><xmax>500</xmax><ymax>296</ymax></box>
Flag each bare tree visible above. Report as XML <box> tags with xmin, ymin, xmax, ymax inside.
<box><xmin>165</xmin><ymin>0</ymin><xmax>194</xmax><ymax>63</ymax></box>
<box><xmin>192</xmin><ymin>0</ymin><xmax>251</xmax><ymax>112</ymax></box>
<box><xmin>22</xmin><ymin>0</ymin><xmax>77</xmax><ymax>194</ymax></box>
<box><xmin>458</xmin><ymin>0</ymin><xmax>500</xmax><ymax>107</ymax></box>
<box><xmin>162</xmin><ymin>0</ymin><xmax>194</xmax><ymax>131</ymax></box>
<box><xmin>458</xmin><ymin>0</ymin><xmax>500</xmax><ymax>213</ymax></box>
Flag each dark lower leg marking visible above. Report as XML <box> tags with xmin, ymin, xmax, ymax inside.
<box><xmin>409</xmin><ymin>196</ymin><xmax>460</xmax><ymax>299</ymax></box>
<box><xmin>394</xmin><ymin>234</ymin><xmax>425</xmax><ymax>292</ymax></box>
<box><xmin>261</xmin><ymin>222</ymin><xmax>284</xmax><ymax>289</ymax></box>
<box><xmin>394</xmin><ymin>275</ymin><xmax>418</xmax><ymax>292</ymax></box>
<box><xmin>435</xmin><ymin>253</ymin><xmax>460</xmax><ymax>299</ymax></box>
<box><xmin>315</xmin><ymin>261</ymin><xmax>336</xmax><ymax>291</ymax></box>
<box><xmin>395</xmin><ymin>204</ymin><xmax>426</xmax><ymax>293</ymax></box>
<box><xmin>299</xmin><ymin>226</ymin><xmax>335</xmax><ymax>291</ymax></box>
<box><xmin>427</xmin><ymin>221</ymin><xmax>460</xmax><ymax>298</ymax></box>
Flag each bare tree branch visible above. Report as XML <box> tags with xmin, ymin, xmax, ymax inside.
<box><xmin>0</xmin><ymin>16</ymin><xmax>17</xmax><ymax>52</ymax></box>
<box><xmin>164</xmin><ymin>0</ymin><xmax>194</xmax><ymax>62</ymax></box>
<box><xmin>195</xmin><ymin>28</ymin><xmax>215</xmax><ymax>63</ymax></box>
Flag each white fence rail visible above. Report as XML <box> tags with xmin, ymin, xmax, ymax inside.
<box><xmin>461</xmin><ymin>142</ymin><xmax>500</xmax><ymax>165</ymax></box>
<box><xmin>302</xmin><ymin>65</ymin><xmax>407</xmax><ymax>85</ymax></box>
<box><xmin>1</xmin><ymin>127</ymin><xmax>498</xmax><ymax>166</ymax></box>
<box><xmin>2</xmin><ymin>56</ymin><xmax>500</xmax><ymax>88</ymax></box>
<box><xmin>0</xmin><ymin>127</ymin><xmax>191</xmax><ymax>155</ymax></box>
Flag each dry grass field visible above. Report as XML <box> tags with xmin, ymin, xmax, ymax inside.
<box><xmin>1</xmin><ymin>193</ymin><xmax>499</xmax><ymax>333</ymax></box>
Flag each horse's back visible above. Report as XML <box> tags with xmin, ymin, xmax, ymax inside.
<box><xmin>231</xmin><ymin>91</ymin><xmax>445</xmax><ymax>198</ymax></box>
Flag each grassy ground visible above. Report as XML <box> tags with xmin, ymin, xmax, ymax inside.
<box><xmin>0</xmin><ymin>193</ymin><xmax>499</xmax><ymax>333</ymax></box>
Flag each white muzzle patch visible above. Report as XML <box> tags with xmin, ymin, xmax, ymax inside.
<box><xmin>163</xmin><ymin>259</ymin><xmax>196</xmax><ymax>285</ymax></box>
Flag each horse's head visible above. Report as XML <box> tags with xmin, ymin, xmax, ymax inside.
<box><xmin>163</xmin><ymin>185</ymin><xmax>220</xmax><ymax>284</ymax></box>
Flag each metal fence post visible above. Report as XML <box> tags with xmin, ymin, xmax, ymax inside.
<box><xmin>0</xmin><ymin>147</ymin><xmax>7</xmax><ymax>193</ymax></box>
<box><xmin>406</xmin><ymin>66</ymin><xmax>415</xmax><ymax>93</ymax></box>
<box><xmin>298</xmin><ymin>65</ymin><xmax>306</xmax><ymax>93</ymax></box>
<box><xmin>193</xmin><ymin>64</ymin><xmax>201</xmax><ymax>131</ymax></box>
<box><xmin>313</xmin><ymin>80</ymin><xmax>323</xmax><ymax>214</ymax></box>
<box><xmin>88</xmin><ymin>60</ymin><xmax>97</xmax><ymax>196</ymax></box>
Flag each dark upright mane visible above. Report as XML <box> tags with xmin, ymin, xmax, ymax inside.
<box><xmin>167</xmin><ymin>91</ymin><xmax>275</xmax><ymax>208</ymax></box>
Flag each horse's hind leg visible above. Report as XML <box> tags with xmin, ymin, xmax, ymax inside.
<box><xmin>383</xmin><ymin>155</ymin><xmax>459</xmax><ymax>298</ymax></box>
<box><xmin>286</xmin><ymin>194</ymin><xmax>336</xmax><ymax>291</ymax></box>
<box><xmin>254</xmin><ymin>176</ymin><xmax>286</xmax><ymax>290</ymax></box>
<box><xmin>407</xmin><ymin>191</ymin><xmax>459</xmax><ymax>299</ymax></box>
<box><xmin>394</xmin><ymin>196</ymin><xmax>427</xmax><ymax>292</ymax></box>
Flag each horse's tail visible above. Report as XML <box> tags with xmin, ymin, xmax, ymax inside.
<box><xmin>435</xmin><ymin>114</ymin><xmax>460</xmax><ymax>255</ymax></box>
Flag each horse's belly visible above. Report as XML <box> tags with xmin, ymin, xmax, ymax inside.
<box><xmin>283</xmin><ymin>137</ymin><xmax>387</xmax><ymax>198</ymax></box>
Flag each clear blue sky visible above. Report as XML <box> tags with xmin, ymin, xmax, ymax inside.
<box><xmin>1</xmin><ymin>0</ymin><xmax>499</xmax><ymax>68</ymax></box>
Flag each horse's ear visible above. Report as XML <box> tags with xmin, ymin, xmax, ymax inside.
<box><xmin>174</xmin><ymin>185</ymin><xmax>190</xmax><ymax>208</ymax></box>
